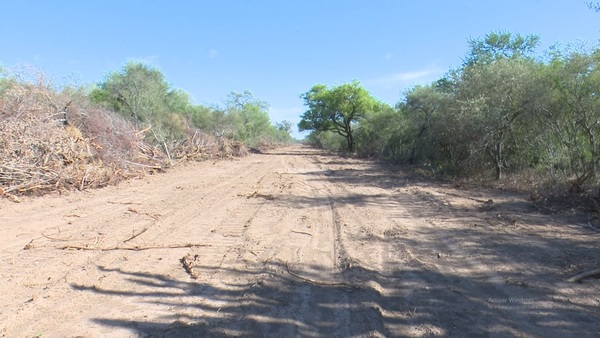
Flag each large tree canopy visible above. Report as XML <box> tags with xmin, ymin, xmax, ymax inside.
<box><xmin>298</xmin><ymin>80</ymin><xmax>379</xmax><ymax>152</ymax></box>
<box><xmin>464</xmin><ymin>31</ymin><xmax>540</xmax><ymax>66</ymax></box>
<box><xmin>90</xmin><ymin>61</ymin><xmax>177</xmax><ymax>124</ymax></box>
<box><xmin>225</xmin><ymin>90</ymin><xmax>272</xmax><ymax>144</ymax></box>
<box><xmin>89</xmin><ymin>61</ymin><xmax>200</xmax><ymax>142</ymax></box>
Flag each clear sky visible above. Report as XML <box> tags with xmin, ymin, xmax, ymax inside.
<box><xmin>1</xmin><ymin>1</ymin><xmax>599</xmax><ymax>137</ymax></box>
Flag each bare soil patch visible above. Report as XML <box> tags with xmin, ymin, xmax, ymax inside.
<box><xmin>1</xmin><ymin>145</ymin><xmax>598</xmax><ymax>337</ymax></box>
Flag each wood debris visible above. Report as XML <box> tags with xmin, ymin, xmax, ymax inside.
<box><xmin>237</xmin><ymin>191</ymin><xmax>274</xmax><ymax>200</ymax></box>
<box><xmin>567</xmin><ymin>268</ymin><xmax>600</xmax><ymax>283</ymax></box>
<box><xmin>181</xmin><ymin>254</ymin><xmax>200</xmax><ymax>279</ymax></box>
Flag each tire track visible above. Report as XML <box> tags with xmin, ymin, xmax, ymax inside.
<box><xmin>0</xmin><ymin>157</ymin><xmax>281</xmax><ymax>336</ymax></box>
<box><xmin>3</xmin><ymin>146</ymin><xmax>597</xmax><ymax>337</ymax></box>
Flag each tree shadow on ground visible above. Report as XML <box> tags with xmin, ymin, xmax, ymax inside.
<box><xmin>85</xmin><ymin>149</ymin><xmax>600</xmax><ymax>337</ymax></box>
<box><xmin>81</xmin><ymin>262</ymin><xmax>403</xmax><ymax>337</ymax></box>
<box><xmin>78</xmin><ymin>253</ymin><xmax>599</xmax><ymax>337</ymax></box>
<box><xmin>266</xmin><ymin>151</ymin><xmax>599</xmax><ymax>336</ymax></box>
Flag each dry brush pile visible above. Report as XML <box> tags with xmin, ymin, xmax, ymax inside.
<box><xmin>1</xmin><ymin>80</ymin><xmax>155</xmax><ymax>201</ymax></box>
<box><xmin>0</xmin><ymin>72</ymin><xmax>246</xmax><ymax>201</ymax></box>
<box><xmin>168</xmin><ymin>129</ymin><xmax>248</xmax><ymax>161</ymax></box>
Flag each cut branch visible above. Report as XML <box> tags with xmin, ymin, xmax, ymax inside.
<box><xmin>567</xmin><ymin>268</ymin><xmax>600</xmax><ymax>283</ymax></box>
<box><xmin>60</xmin><ymin>243</ymin><xmax>210</xmax><ymax>251</ymax></box>
<box><xmin>290</xmin><ymin>230</ymin><xmax>313</xmax><ymax>236</ymax></box>
<box><xmin>123</xmin><ymin>227</ymin><xmax>149</xmax><ymax>243</ymax></box>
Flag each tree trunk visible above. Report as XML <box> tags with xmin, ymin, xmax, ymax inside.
<box><xmin>495</xmin><ymin>141</ymin><xmax>502</xmax><ymax>180</ymax></box>
<box><xmin>345</xmin><ymin>120</ymin><xmax>354</xmax><ymax>152</ymax></box>
<box><xmin>347</xmin><ymin>132</ymin><xmax>354</xmax><ymax>152</ymax></box>
<box><xmin>487</xmin><ymin>141</ymin><xmax>503</xmax><ymax>180</ymax></box>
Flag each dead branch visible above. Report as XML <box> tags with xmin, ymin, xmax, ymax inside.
<box><xmin>238</xmin><ymin>191</ymin><xmax>275</xmax><ymax>200</ymax></box>
<box><xmin>41</xmin><ymin>231</ymin><xmax>84</xmax><ymax>242</ymax></box>
<box><xmin>0</xmin><ymin>187</ymin><xmax>21</xmax><ymax>203</ymax></box>
<box><xmin>285</xmin><ymin>261</ymin><xmax>357</xmax><ymax>289</ymax></box>
<box><xmin>567</xmin><ymin>268</ymin><xmax>600</xmax><ymax>283</ymax></box>
<box><xmin>136</xmin><ymin>125</ymin><xmax>152</xmax><ymax>136</ymax></box>
<box><xmin>163</xmin><ymin>141</ymin><xmax>172</xmax><ymax>161</ymax></box>
<box><xmin>43</xmin><ymin>91</ymin><xmax>58</xmax><ymax>111</ymax></box>
<box><xmin>123</xmin><ymin>227</ymin><xmax>148</xmax><ymax>243</ymax></box>
<box><xmin>107</xmin><ymin>201</ymin><xmax>142</xmax><ymax>205</ymax></box>
<box><xmin>60</xmin><ymin>243</ymin><xmax>210</xmax><ymax>251</ymax></box>
<box><xmin>124</xmin><ymin>160</ymin><xmax>163</xmax><ymax>170</ymax></box>
<box><xmin>43</xmin><ymin>92</ymin><xmax>71</xmax><ymax>125</ymax></box>
<box><xmin>23</xmin><ymin>240</ymin><xmax>35</xmax><ymax>250</ymax></box>
<box><xmin>290</xmin><ymin>230</ymin><xmax>313</xmax><ymax>236</ymax></box>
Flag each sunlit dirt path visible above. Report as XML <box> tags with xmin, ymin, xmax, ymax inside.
<box><xmin>1</xmin><ymin>145</ymin><xmax>598</xmax><ymax>337</ymax></box>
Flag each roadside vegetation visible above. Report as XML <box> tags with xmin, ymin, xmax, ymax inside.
<box><xmin>299</xmin><ymin>32</ymin><xmax>600</xmax><ymax>210</ymax></box>
<box><xmin>0</xmin><ymin>63</ymin><xmax>293</xmax><ymax>200</ymax></box>
<box><xmin>4</xmin><ymin>30</ymin><xmax>600</xmax><ymax>208</ymax></box>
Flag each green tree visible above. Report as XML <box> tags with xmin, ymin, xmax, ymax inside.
<box><xmin>399</xmin><ymin>75</ymin><xmax>482</xmax><ymax>174</ymax></box>
<box><xmin>166</xmin><ymin>88</ymin><xmax>193</xmax><ymax>114</ymax></box>
<box><xmin>299</xmin><ymin>80</ymin><xmax>378</xmax><ymax>152</ymax></box>
<box><xmin>225</xmin><ymin>90</ymin><xmax>272</xmax><ymax>145</ymax></box>
<box><xmin>353</xmin><ymin>102</ymin><xmax>399</xmax><ymax>158</ymax></box>
<box><xmin>454</xmin><ymin>32</ymin><xmax>542</xmax><ymax>179</ymax></box>
<box><xmin>271</xmin><ymin>120</ymin><xmax>294</xmax><ymax>143</ymax></box>
<box><xmin>276</xmin><ymin>120</ymin><xmax>293</xmax><ymax>134</ymax></box>
<box><xmin>464</xmin><ymin>31</ymin><xmax>540</xmax><ymax>66</ymax></box>
<box><xmin>89</xmin><ymin>61</ymin><xmax>197</xmax><ymax>143</ymax></box>
<box><xmin>211</xmin><ymin>108</ymin><xmax>228</xmax><ymax>137</ymax></box>
<box><xmin>542</xmin><ymin>47</ymin><xmax>600</xmax><ymax>188</ymax></box>
<box><xmin>90</xmin><ymin>61</ymin><xmax>172</xmax><ymax>124</ymax></box>
<box><xmin>185</xmin><ymin>104</ymin><xmax>214</xmax><ymax>131</ymax></box>
<box><xmin>457</xmin><ymin>58</ymin><xmax>541</xmax><ymax>179</ymax></box>
<box><xmin>402</xmin><ymin>83</ymin><xmax>452</xmax><ymax>165</ymax></box>
<box><xmin>0</xmin><ymin>67</ymin><xmax>15</xmax><ymax>98</ymax></box>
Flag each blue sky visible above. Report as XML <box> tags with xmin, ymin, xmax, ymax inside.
<box><xmin>1</xmin><ymin>1</ymin><xmax>599</xmax><ymax>137</ymax></box>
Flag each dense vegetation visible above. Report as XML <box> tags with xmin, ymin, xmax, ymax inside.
<box><xmin>0</xmin><ymin>63</ymin><xmax>292</xmax><ymax>198</ymax></box>
<box><xmin>89</xmin><ymin>62</ymin><xmax>293</xmax><ymax>147</ymax></box>
<box><xmin>3</xmin><ymin>30</ymin><xmax>600</xmax><ymax>201</ymax></box>
<box><xmin>300</xmin><ymin>32</ymin><xmax>600</xmax><ymax>196</ymax></box>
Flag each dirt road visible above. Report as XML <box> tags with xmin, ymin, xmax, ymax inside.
<box><xmin>1</xmin><ymin>145</ymin><xmax>598</xmax><ymax>337</ymax></box>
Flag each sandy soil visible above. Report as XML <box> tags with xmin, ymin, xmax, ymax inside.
<box><xmin>0</xmin><ymin>145</ymin><xmax>598</xmax><ymax>337</ymax></box>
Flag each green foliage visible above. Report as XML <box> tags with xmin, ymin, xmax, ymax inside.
<box><xmin>305</xmin><ymin>130</ymin><xmax>347</xmax><ymax>152</ymax></box>
<box><xmin>456</xmin><ymin>58</ymin><xmax>542</xmax><ymax>178</ymax></box>
<box><xmin>541</xmin><ymin>47</ymin><xmax>600</xmax><ymax>187</ymax></box>
<box><xmin>89</xmin><ymin>63</ymin><xmax>292</xmax><ymax>147</ymax></box>
<box><xmin>225</xmin><ymin>90</ymin><xmax>272</xmax><ymax>146</ymax></box>
<box><xmin>390</xmin><ymin>48</ymin><xmax>546</xmax><ymax>178</ymax></box>
<box><xmin>588</xmin><ymin>1</ymin><xmax>600</xmax><ymax>11</ymax></box>
<box><xmin>90</xmin><ymin>61</ymin><xmax>172</xmax><ymax>123</ymax></box>
<box><xmin>271</xmin><ymin>120</ymin><xmax>294</xmax><ymax>143</ymax></box>
<box><xmin>89</xmin><ymin>61</ymin><xmax>190</xmax><ymax>143</ymax></box>
<box><xmin>0</xmin><ymin>67</ymin><xmax>15</xmax><ymax>97</ymax></box>
<box><xmin>299</xmin><ymin>80</ymin><xmax>379</xmax><ymax>152</ymax></box>
<box><xmin>276</xmin><ymin>120</ymin><xmax>293</xmax><ymax>134</ymax></box>
<box><xmin>401</xmin><ymin>83</ymin><xmax>455</xmax><ymax>166</ymax></box>
<box><xmin>353</xmin><ymin>103</ymin><xmax>400</xmax><ymax>158</ymax></box>
<box><xmin>184</xmin><ymin>104</ymin><xmax>214</xmax><ymax>131</ymax></box>
<box><xmin>464</xmin><ymin>31</ymin><xmax>540</xmax><ymax>66</ymax></box>
<box><xmin>327</xmin><ymin>31</ymin><xmax>600</xmax><ymax>190</ymax></box>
